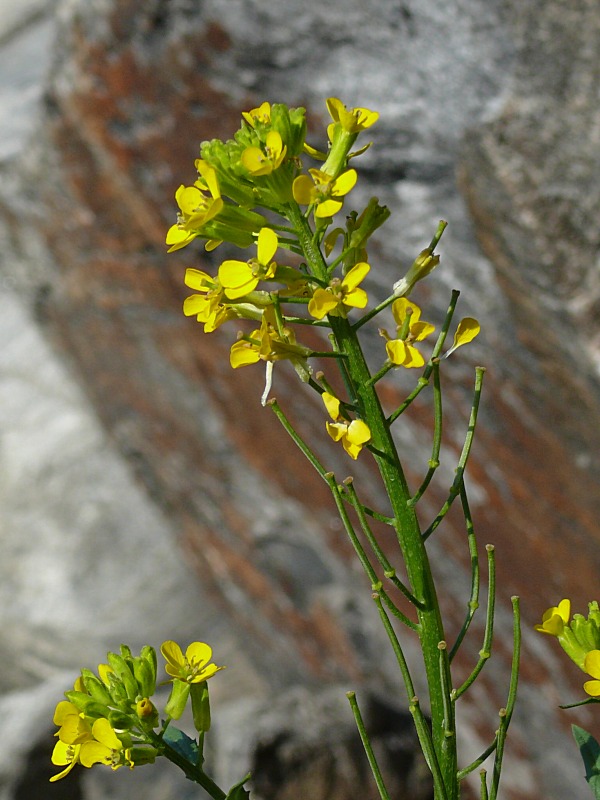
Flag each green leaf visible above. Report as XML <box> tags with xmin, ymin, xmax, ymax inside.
<box><xmin>162</xmin><ymin>726</ymin><xmax>199</xmax><ymax>766</ymax></box>
<box><xmin>226</xmin><ymin>773</ymin><xmax>252</xmax><ymax>800</ymax></box>
<box><xmin>572</xmin><ymin>725</ymin><xmax>600</xmax><ymax>798</ymax></box>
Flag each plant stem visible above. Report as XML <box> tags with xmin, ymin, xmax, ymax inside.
<box><xmin>287</xmin><ymin>202</ymin><xmax>457</xmax><ymax>799</ymax></box>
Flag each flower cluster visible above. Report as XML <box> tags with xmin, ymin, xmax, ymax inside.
<box><xmin>536</xmin><ymin>600</ymin><xmax>600</xmax><ymax>695</ymax></box>
<box><xmin>170</xmin><ymin>98</ymin><xmax>480</xmax><ymax>458</ymax></box>
<box><xmin>51</xmin><ymin>641</ymin><xmax>223</xmax><ymax>782</ymax></box>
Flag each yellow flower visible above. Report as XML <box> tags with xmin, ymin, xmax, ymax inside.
<box><xmin>583</xmin><ymin>650</ymin><xmax>600</xmax><ymax>696</ymax></box>
<box><xmin>242</xmin><ymin>130</ymin><xmax>287</xmax><ymax>176</ymax></box>
<box><xmin>218</xmin><ymin>228</ymin><xmax>278</xmax><ymax>299</ymax></box>
<box><xmin>293</xmin><ymin>168</ymin><xmax>357</xmax><ymax>218</ymax></box>
<box><xmin>229</xmin><ymin>307</ymin><xmax>308</xmax><ymax>369</ymax></box>
<box><xmin>534</xmin><ymin>599</ymin><xmax>571</xmax><ymax>636</ymax></box>
<box><xmin>322</xmin><ymin>391</ymin><xmax>371</xmax><ymax>460</ymax></box>
<box><xmin>308</xmin><ymin>262</ymin><xmax>370</xmax><ymax>320</ymax></box>
<box><xmin>326</xmin><ymin>97</ymin><xmax>379</xmax><ymax>133</ymax></box>
<box><xmin>183</xmin><ymin>268</ymin><xmax>236</xmax><ymax>332</ymax></box>
<box><xmin>242</xmin><ymin>101</ymin><xmax>271</xmax><ymax>127</ymax></box>
<box><xmin>166</xmin><ymin>162</ymin><xmax>223</xmax><ymax>252</ymax></box>
<box><xmin>160</xmin><ymin>640</ymin><xmax>225</xmax><ymax>684</ymax></box>
<box><xmin>79</xmin><ymin>718</ymin><xmax>130</xmax><ymax>771</ymax></box>
<box><xmin>381</xmin><ymin>298</ymin><xmax>435</xmax><ymax>368</ymax></box>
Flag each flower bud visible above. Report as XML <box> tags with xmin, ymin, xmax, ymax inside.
<box><xmin>80</xmin><ymin>669</ymin><xmax>112</xmax><ymax>706</ymax></box>
<box><xmin>108</xmin><ymin>709</ymin><xmax>135</xmax><ymax>730</ymax></box>
<box><xmin>191</xmin><ymin>682</ymin><xmax>211</xmax><ymax>734</ymax></box>
<box><xmin>107</xmin><ymin>652</ymin><xmax>139</xmax><ymax>700</ymax></box>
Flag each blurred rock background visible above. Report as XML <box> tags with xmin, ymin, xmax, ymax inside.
<box><xmin>0</xmin><ymin>0</ymin><xmax>599</xmax><ymax>798</ymax></box>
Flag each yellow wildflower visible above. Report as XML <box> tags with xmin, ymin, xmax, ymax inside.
<box><xmin>308</xmin><ymin>262</ymin><xmax>369</xmax><ymax>319</ymax></box>
<box><xmin>293</xmin><ymin>167</ymin><xmax>357</xmax><ymax>218</ymax></box>
<box><xmin>242</xmin><ymin>130</ymin><xmax>287</xmax><ymax>176</ymax></box>
<box><xmin>534</xmin><ymin>599</ymin><xmax>571</xmax><ymax>636</ymax></box>
<box><xmin>218</xmin><ymin>227</ymin><xmax>278</xmax><ymax>299</ymax></box>
<box><xmin>183</xmin><ymin>269</ymin><xmax>236</xmax><ymax>332</ymax></box>
<box><xmin>50</xmin><ymin>741</ymin><xmax>83</xmax><ymax>782</ymax></box>
<box><xmin>79</xmin><ymin>718</ymin><xmax>131</xmax><ymax>771</ymax></box>
<box><xmin>242</xmin><ymin>101</ymin><xmax>271</xmax><ymax>127</ymax></box>
<box><xmin>322</xmin><ymin>391</ymin><xmax>371</xmax><ymax>460</ymax></box>
<box><xmin>161</xmin><ymin>640</ymin><xmax>224</xmax><ymax>684</ymax></box>
<box><xmin>326</xmin><ymin>97</ymin><xmax>379</xmax><ymax>133</ymax></box>
<box><xmin>381</xmin><ymin>298</ymin><xmax>435</xmax><ymax>368</ymax></box>
<box><xmin>166</xmin><ymin>162</ymin><xmax>223</xmax><ymax>252</ymax></box>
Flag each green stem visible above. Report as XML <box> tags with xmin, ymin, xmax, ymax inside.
<box><xmin>347</xmin><ymin>691</ymin><xmax>391</xmax><ymax>800</ymax></box>
<box><xmin>147</xmin><ymin>732</ymin><xmax>226</xmax><ymax>799</ymax></box>
<box><xmin>287</xmin><ymin>202</ymin><xmax>457</xmax><ymax>799</ymax></box>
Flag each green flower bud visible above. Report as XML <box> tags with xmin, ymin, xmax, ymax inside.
<box><xmin>80</xmin><ymin>669</ymin><xmax>113</xmax><ymax>706</ymax></box>
<box><xmin>271</xmin><ymin>103</ymin><xmax>306</xmax><ymax>158</ymax></box>
<box><xmin>140</xmin><ymin>645</ymin><xmax>158</xmax><ymax>683</ymax></box>
<box><xmin>190</xmin><ymin>682</ymin><xmax>211</xmax><ymax>734</ymax></box>
<box><xmin>107</xmin><ymin>652</ymin><xmax>139</xmax><ymax>700</ymax></box>
<box><xmin>133</xmin><ymin>656</ymin><xmax>155</xmax><ymax>698</ymax></box>
<box><xmin>119</xmin><ymin>644</ymin><xmax>133</xmax><ymax>660</ymax></box>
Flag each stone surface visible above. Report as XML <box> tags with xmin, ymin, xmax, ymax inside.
<box><xmin>0</xmin><ymin>0</ymin><xmax>599</xmax><ymax>798</ymax></box>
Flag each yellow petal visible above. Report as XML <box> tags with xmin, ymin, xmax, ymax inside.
<box><xmin>322</xmin><ymin>392</ymin><xmax>340</xmax><ymax>420</ymax></box>
<box><xmin>342</xmin><ymin>262</ymin><xmax>370</xmax><ymax>291</ymax></box>
<box><xmin>343</xmin><ymin>287</ymin><xmax>368</xmax><ymax>309</ymax></box>
<box><xmin>257</xmin><ymin>227</ymin><xmax>278</xmax><ymax>264</ymax></box>
<box><xmin>411</xmin><ymin>321</ymin><xmax>435</xmax><ymax>342</ymax></box>
<box><xmin>386</xmin><ymin>339</ymin><xmax>410</xmax><ymax>366</ymax></box>
<box><xmin>176</xmin><ymin>186</ymin><xmax>204</xmax><ymax>215</ymax></box>
<box><xmin>241</xmin><ymin>146</ymin><xmax>271</xmax><ymax>176</ymax></box>
<box><xmin>584</xmin><ymin>679</ymin><xmax>600</xmax><ymax>697</ymax></box>
<box><xmin>184</xmin><ymin>268</ymin><xmax>212</xmax><ymax>291</ymax></box>
<box><xmin>346</xmin><ymin>419</ymin><xmax>371</xmax><ymax>446</ymax></box>
<box><xmin>161</xmin><ymin>640</ymin><xmax>184</xmax><ymax>670</ymax></box>
<box><xmin>218</xmin><ymin>260</ymin><xmax>256</xmax><ymax>298</ymax></box>
<box><xmin>557</xmin><ymin>598</ymin><xmax>571</xmax><ymax>622</ymax></box>
<box><xmin>308</xmin><ymin>288</ymin><xmax>339</xmax><ymax>319</ymax></box>
<box><xmin>230</xmin><ymin>340</ymin><xmax>261</xmax><ymax>368</ymax></box>
<box><xmin>392</xmin><ymin>297</ymin><xmax>421</xmax><ymax>326</ymax></box>
<box><xmin>584</xmin><ymin>650</ymin><xmax>600</xmax><ymax>680</ymax></box>
<box><xmin>91</xmin><ymin>718</ymin><xmax>122</xmax><ymax>750</ymax></box>
<box><xmin>183</xmin><ymin>294</ymin><xmax>210</xmax><ymax>318</ymax></box>
<box><xmin>332</xmin><ymin>169</ymin><xmax>357</xmax><ymax>197</ymax></box>
<box><xmin>447</xmin><ymin>317</ymin><xmax>480</xmax><ymax>356</ymax></box>
<box><xmin>186</xmin><ymin>641</ymin><xmax>213</xmax><ymax>667</ymax></box>
<box><xmin>292</xmin><ymin>175</ymin><xmax>314</xmax><ymax>205</ymax></box>
<box><xmin>166</xmin><ymin>225</ymin><xmax>195</xmax><ymax>251</ymax></box>
<box><xmin>326</xmin><ymin>421</ymin><xmax>347</xmax><ymax>443</ymax></box>
<box><xmin>80</xmin><ymin>741</ymin><xmax>112</xmax><ymax>768</ymax></box>
<box><xmin>315</xmin><ymin>198</ymin><xmax>343</xmax><ymax>218</ymax></box>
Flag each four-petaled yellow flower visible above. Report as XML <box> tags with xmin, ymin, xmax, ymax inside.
<box><xmin>166</xmin><ymin>162</ymin><xmax>223</xmax><ymax>252</ymax></box>
<box><xmin>308</xmin><ymin>262</ymin><xmax>370</xmax><ymax>319</ymax></box>
<box><xmin>161</xmin><ymin>640</ymin><xmax>225</xmax><ymax>684</ymax></box>
<box><xmin>242</xmin><ymin>101</ymin><xmax>271</xmax><ymax>127</ymax></box>
<box><xmin>293</xmin><ymin>168</ymin><xmax>357</xmax><ymax>218</ymax></box>
<box><xmin>79</xmin><ymin>718</ymin><xmax>131</xmax><ymax>771</ymax></box>
<box><xmin>219</xmin><ymin>228</ymin><xmax>278</xmax><ymax>300</ymax></box>
<box><xmin>322</xmin><ymin>391</ymin><xmax>371</xmax><ymax>460</ymax></box>
<box><xmin>534</xmin><ymin>599</ymin><xmax>571</xmax><ymax>636</ymax></box>
<box><xmin>583</xmin><ymin>650</ymin><xmax>600</xmax><ymax>696</ymax></box>
<box><xmin>381</xmin><ymin>298</ymin><xmax>435</xmax><ymax>368</ymax></box>
<box><xmin>326</xmin><ymin>97</ymin><xmax>379</xmax><ymax>133</ymax></box>
<box><xmin>183</xmin><ymin>269</ymin><xmax>237</xmax><ymax>332</ymax></box>
<box><xmin>242</xmin><ymin>130</ymin><xmax>287</xmax><ymax>176</ymax></box>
